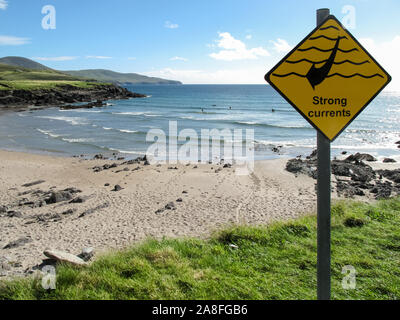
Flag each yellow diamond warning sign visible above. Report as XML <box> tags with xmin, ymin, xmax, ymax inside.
<box><xmin>265</xmin><ymin>15</ymin><xmax>391</xmax><ymax>141</ymax></box>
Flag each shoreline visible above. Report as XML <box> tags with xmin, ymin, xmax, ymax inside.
<box><xmin>0</xmin><ymin>83</ymin><xmax>146</xmax><ymax>115</ymax></box>
<box><xmin>0</xmin><ymin>149</ymin><xmax>399</xmax><ymax>278</ymax></box>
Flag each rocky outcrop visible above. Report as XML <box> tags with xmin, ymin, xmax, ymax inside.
<box><xmin>286</xmin><ymin>152</ymin><xmax>400</xmax><ymax>199</ymax></box>
<box><xmin>0</xmin><ymin>83</ymin><xmax>146</xmax><ymax>110</ymax></box>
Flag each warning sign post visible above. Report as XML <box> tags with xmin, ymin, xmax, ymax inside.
<box><xmin>265</xmin><ymin>8</ymin><xmax>391</xmax><ymax>300</ymax></box>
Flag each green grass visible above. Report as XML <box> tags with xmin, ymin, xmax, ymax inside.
<box><xmin>0</xmin><ymin>80</ymin><xmax>110</xmax><ymax>91</ymax></box>
<box><xmin>0</xmin><ymin>62</ymin><xmax>111</xmax><ymax>91</ymax></box>
<box><xmin>1</xmin><ymin>197</ymin><xmax>400</xmax><ymax>300</ymax></box>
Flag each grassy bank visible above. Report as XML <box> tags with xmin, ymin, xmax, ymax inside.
<box><xmin>0</xmin><ymin>62</ymin><xmax>109</xmax><ymax>91</ymax></box>
<box><xmin>1</xmin><ymin>197</ymin><xmax>400</xmax><ymax>300</ymax></box>
<box><xmin>0</xmin><ymin>80</ymin><xmax>108</xmax><ymax>91</ymax></box>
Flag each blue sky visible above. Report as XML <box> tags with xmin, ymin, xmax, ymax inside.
<box><xmin>0</xmin><ymin>0</ymin><xmax>399</xmax><ymax>87</ymax></box>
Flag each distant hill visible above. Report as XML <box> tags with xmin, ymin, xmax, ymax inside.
<box><xmin>62</xmin><ymin>69</ymin><xmax>182</xmax><ymax>85</ymax></box>
<box><xmin>0</xmin><ymin>56</ymin><xmax>182</xmax><ymax>85</ymax></box>
<box><xmin>0</xmin><ymin>56</ymin><xmax>53</xmax><ymax>71</ymax></box>
<box><xmin>0</xmin><ymin>63</ymin><xmax>82</xmax><ymax>82</ymax></box>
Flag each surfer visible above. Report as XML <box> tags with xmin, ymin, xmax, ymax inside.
<box><xmin>306</xmin><ymin>37</ymin><xmax>341</xmax><ymax>89</ymax></box>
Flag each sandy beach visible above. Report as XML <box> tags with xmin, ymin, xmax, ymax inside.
<box><xmin>1</xmin><ymin>149</ymin><xmax>399</xmax><ymax>277</ymax></box>
<box><xmin>0</xmin><ymin>150</ymin><xmax>321</xmax><ymax>275</ymax></box>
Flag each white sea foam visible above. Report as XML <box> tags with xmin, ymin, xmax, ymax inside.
<box><xmin>36</xmin><ymin>128</ymin><xmax>61</xmax><ymax>138</ymax></box>
<box><xmin>61</xmin><ymin>137</ymin><xmax>95</xmax><ymax>143</ymax></box>
<box><xmin>111</xmin><ymin>112</ymin><xmax>161</xmax><ymax>117</ymax></box>
<box><xmin>37</xmin><ymin>116</ymin><xmax>87</xmax><ymax>126</ymax></box>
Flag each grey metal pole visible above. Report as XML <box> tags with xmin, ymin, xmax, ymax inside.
<box><xmin>316</xmin><ymin>8</ymin><xmax>331</xmax><ymax>301</ymax></box>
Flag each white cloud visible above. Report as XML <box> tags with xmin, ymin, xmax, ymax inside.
<box><xmin>271</xmin><ymin>38</ymin><xmax>292</xmax><ymax>53</ymax></box>
<box><xmin>31</xmin><ymin>56</ymin><xmax>78</xmax><ymax>61</ymax></box>
<box><xmin>209</xmin><ymin>32</ymin><xmax>270</xmax><ymax>61</ymax></box>
<box><xmin>0</xmin><ymin>0</ymin><xmax>8</xmax><ymax>10</ymax></box>
<box><xmin>170</xmin><ymin>56</ymin><xmax>188</xmax><ymax>62</ymax></box>
<box><xmin>360</xmin><ymin>36</ymin><xmax>400</xmax><ymax>90</ymax></box>
<box><xmin>165</xmin><ymin>21</ymin><xmax>179</xmax><ymax>29</ymax></box>
<box><xmin>86</xmin><ymin>55</ymin><xmax>112</xmax><ymax>59</ymax></box>
<box><xmin>246</xmin><ymin>35</ymin><xmax>252</xmax><ymax>40</ymax></box>
<box><xmin>143</xmin><ymin>67</ymin><xmax>270</xmax><ymax>84</ymax></box>
<box><xmin>0</xmin><ymin>35</ymin><xmax>30</xmax><ymax>45</ymax></box>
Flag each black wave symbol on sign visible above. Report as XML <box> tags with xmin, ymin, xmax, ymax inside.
<box><xmin>298</xmin><ymin>47</ymin><xmax>358</xmax><ymax>53</ymax></box>
<box><xmin>285</xmin><ymin>59</ymin><xmax>370</xmax><ymax>66</ymax></box>
<box><xmin>319</xmin><ymin>25</ymin><xmax>339</xmax><ymax>31</ymax></box>
<box><xmin>309</xmin><ymin>35</ymin><xmax>348</xmax><ymax>41</ymax></box>
<box><xmin>272</xmin><ymin>73</ymin><xmax>384</xmax><ymax>79</ymax></box>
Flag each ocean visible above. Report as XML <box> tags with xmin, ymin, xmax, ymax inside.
<box><xmin>0</xmin><ymin>84</ymin><xmax>399</xmax><ymax>161</ymax></box>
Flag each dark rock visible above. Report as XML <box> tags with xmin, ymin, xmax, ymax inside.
<box><xmin>45</xmin><ymin>191</ymin><xmax>73</xmax><ymax>204</ymax></box>
<box><xmin>176</xmin><ymin>198</ymin><xmax>183</xmax><ymax>203</ymax></box>
<box><xmin>144</xmin><ymin>160</ymin><xmax>150</xmax><ymax>166</ymax></box>
<box><xmin>93</xmin><ymin>154</ymin><xmax>104</xmax><ymax>160</ymax></box>
<box><xmin>104</xmin><ymin>183</ymin><xmax>110</xmax><ymax>186</ymax></box>
<box><xmin>182</xmin><ymin>191</ymin><xmax>188</xmax><ymax>194</ymax></box>
<box><xmin>336</xmin><ymin>182</ymin><xmax>365</xmax><ymax>198</ymax></box>
<box><xmin>286</xmin><ymin>159</ymin><xmax>317</xmax><ymax>178</ymax></box>
<box><xmin>165</xmin><ymin>202</ymin><xmax>176</xmax><ymax>210</ymax></box>
<box><xmin>79</xmin><ymin>202</ymin><xmax>109</xmax><ymax>218</ymax></box>
<box><xmin>271</xmin><ymin>146</ymin><xmax>281</xmax><ymax>153</ymax></box>
<box><xmin>341</xmin><ymin>151</ymin><xmax>348</xmax><ymax>155</ymax></box>
<box><xmin>376</xmin><ymin>169</ymin><xmax>400</xmax><ymax>183</ymax></box>
<box><xmin>371</xmin><ymin>181</ymin><xmax>393</xmax><ymax>199</ymax></box>
<box><xmin>0</xmin><ymin>205</ymin><xmax>7</xmax><ymax>214</ymax></box>
<box><xmin>61</xmin><ymin>209</ymin><xmax>76</xmax><ymax>215</ymax></box>
<box><xmin>306</xmin><ymin>149</ymin><xmax>317</xmax><ymax>160</ymax></box>
<box><xmin>3</xmin><ymin>237</ymin><xmax>32</xmax><ymax>249</ymax></box>
<box><xmin>6</xmin><ymin>211</ymin><xmax>22</xmax><ymax>218</ymax></box>
<box><xmin>223</xmin><ymin>163</ymin><xmax>232</xmax><ymax>168</ymax></box>
<box><xmin>22</xmin><ymin>180</ymin><xmax>45</xmax><ymax>187</ymax></box>
<box><xmin>69</xmin><ymin>197</ymin><xmax>85</xmax><ymax>204</ymax></box>
<box><xmin>345</xmin><ymin>153</ymin><xmax>377</xmax><ymax>162</ymax></box>
<box><xmin>332</xmin><ymin>160</ymin><xmax>375</xmax><ymax>183</ymax></box>
<box><xmin>113</xmin><ymin>185</ymin><xmax>122</xmax><ymax>192</ymax></box>
<box><xmin>77</xmin><ymin>247</ymin><xmax>94</xmax><ymax>262</ymax></box>
<box><xmin>63</xmin><ymin>187</ymin><xmax>82</xmax><ymax>194</ymax></box>
<box><xmin>383</xmin><ymin>158</ymin><xmax>397</xmax><ymax>163</ymax></box>
<box><xmin>35</xmin><ymin>213</ymin><xmax>62</xmax><ymax>223</ymax></box>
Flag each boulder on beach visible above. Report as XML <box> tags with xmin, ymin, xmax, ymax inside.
<box><xmin>44</xmin><ymin>249</ymin><xmax>87</xmax><ymax>266</ymax></box>
<box><xmin>383</xmin><ymin>158</ymin><xmax>397</xmax><ymax>163</ymax></box>
<box><xmin>45</xmin><ymin>191</ymin><xmax>73</xmax><ymax>204</ymax></box>
<box><xmin>345</xmin><ymin>153</ymin><xmax>377</xmax><ymax>162</ymax></box>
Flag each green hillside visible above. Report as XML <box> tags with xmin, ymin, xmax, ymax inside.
<box><xmin>63</xmin><ymin>69</ymin><xmax>182</xmax><ymax>85</ymax></box>
<box><xmin>0</xmin><ymin>63</ymin><xmax>82</xmax><ymax>82</ymax></box>
<box><xmin>0</xmin><ymin>63</ymin><xmax>102</xmax><ymax>91</ymax></box>
<box><xmin>0</xmin><ymin>56</ymin><xmax>53</xmax><ymax>71</ymax></box>
<box><xmin>0</xmin><ymin>56</ymin><xmax>182</xmax><ymax>90</ymax></box>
